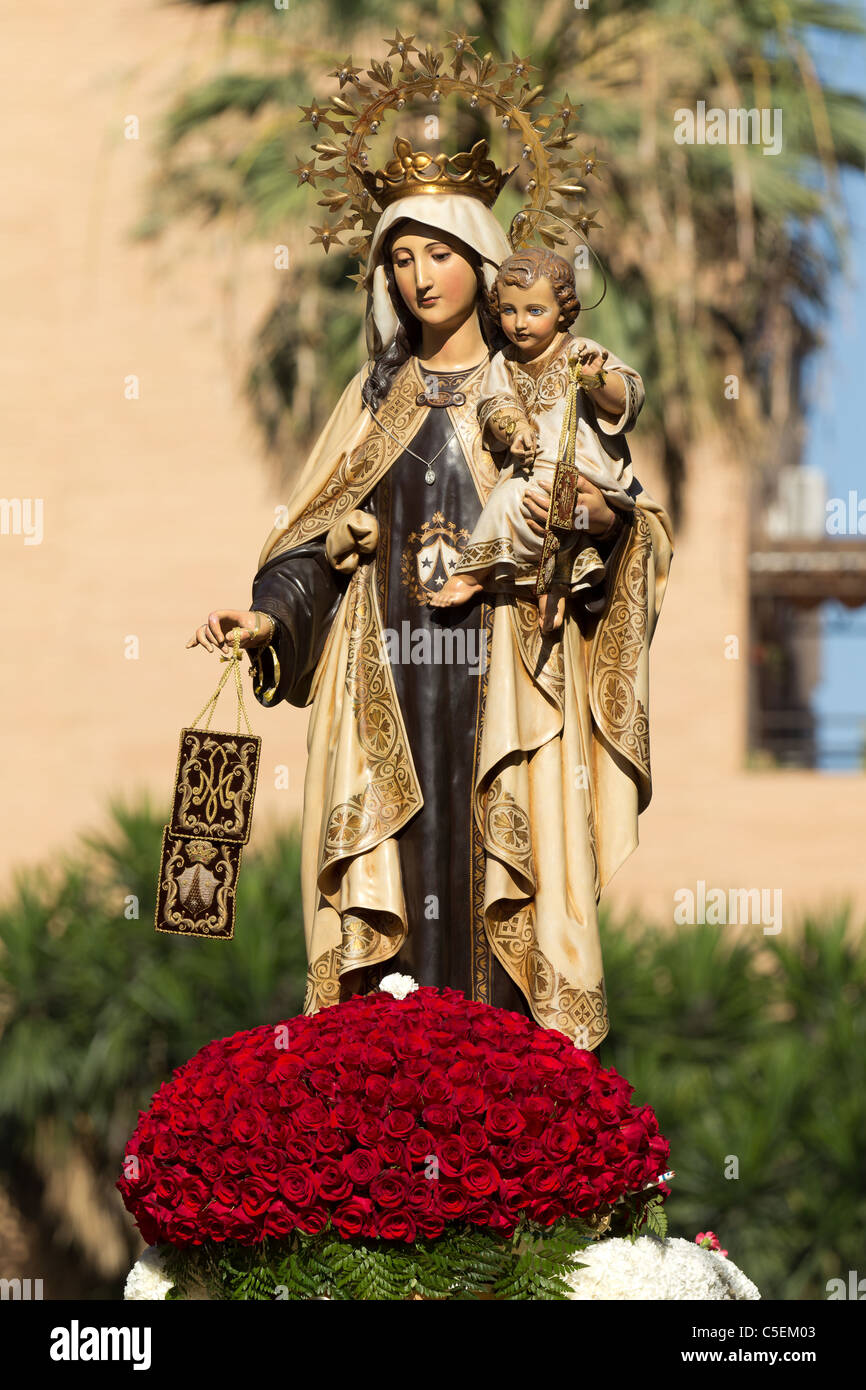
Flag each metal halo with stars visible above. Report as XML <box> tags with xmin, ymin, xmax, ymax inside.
<box><xmin>294</xmin><ymin>29</ymin><xmax>604</xmax><ymax>290</ymax></box>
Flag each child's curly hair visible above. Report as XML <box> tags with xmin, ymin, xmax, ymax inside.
<box><xmin>486</xmin><ymin>248</ymin><xmax>581</xmax><ymax>329</ymax></box>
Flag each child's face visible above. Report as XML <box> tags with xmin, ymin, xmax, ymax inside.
<box><xmin>496</xmin><ymin>275</ymin><xmax>564</xmax><ymax>356</ymax></box>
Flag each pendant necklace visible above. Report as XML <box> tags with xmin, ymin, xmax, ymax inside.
<box><xmin>364</xmin><ymin>357</ymin><xmax>487</xmax><ymax>485</ymax></box>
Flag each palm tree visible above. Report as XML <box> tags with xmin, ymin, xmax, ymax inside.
<box><xmin>137</xmin><ymin>0</ymin><xmax>866</xmax><ymax>520</ymax></box>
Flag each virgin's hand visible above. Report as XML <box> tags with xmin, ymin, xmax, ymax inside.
<box><xmin>521</xmin><ymin>477</ymin><xmax>616</xmax><ymax>538</ymax></box>
<box><xmin>522</xmin><ymin>482</ymin><xmax>552</xmax><ymax>537</ymax></box>
<box><xmin>185</xmin><ymin>609</ymin><xmax>271</xmax><ymax>656</ymax></box>
<box><xmin>575</xmin><ymin>476</ymin><xmax>616</xmax><ymax>535</ymax></box>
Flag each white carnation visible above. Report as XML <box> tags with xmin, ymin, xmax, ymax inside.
<box><xmin>378</xmin><ymin>973</ymin><xmax>419</xmax><ymax>999</ymax></box>
<box><xmin>564</xmin><ymin>1236</ymin><xmax>761</xmax><ymax>1301</ymax></box>
<box><xmin>123</xmin><ymin>1246</ymin><xmax>211</xmax><ymax>1301</ymax></box>
<box><xmin>123</xmin><ymin>1247</ymin><xmax>174</xmax><ymax>1301</ymax></box>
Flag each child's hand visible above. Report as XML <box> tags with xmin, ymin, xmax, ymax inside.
<box><xmin>576</xmin><ymin>342</ymin><xmax>610</xmax><ymax>377</ymax></box>
<box><xmin>510</xmin><ymin>421</ymin><xmax>538</xmax><ymax>462</ymax></box>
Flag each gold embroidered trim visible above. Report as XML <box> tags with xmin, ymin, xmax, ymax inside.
<box><xmin>455</xmin><ymin>536</ymin><xmax>517</xmax><ymax>574</ymax></box>
<box><xmin>477</xmin><ymin>391</ymin><xmax>521</xmax><ymax>435</ymax></box>
<box><xmin>487</xmin><ymin>904</ymin><xmax>609</xmax><ymax>1046</ymax></box>
<box><xmin>321</xmin><ymin>563</ymin><xmax>422</xmax><ymax>872</ymax></box>
<box><xmin>470</xmin><ymin>600</ymin><xmax>496</xmax><ymax>1004</ymax></box>
<box><xmin>591</xmin><ymin>510</ymin><xmax>651</xmax><ymax>781</ymax></box>
<box><xmin>303</xmin><ymin>945</ymin><xmax>342</xmax><ymax>1013</ymax></box>
<box><xmin>274</xmin><ymin>361</ymin><xmax>427</xmax><ymax>553</ymax></box>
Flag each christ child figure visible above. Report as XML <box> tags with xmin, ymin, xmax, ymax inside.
<box><xmin>429</xmin><ymin>248</ymin><xmax>640</xmax><ymax>631</ymax></box>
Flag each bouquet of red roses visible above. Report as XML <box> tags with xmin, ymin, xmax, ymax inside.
<box><xmin>118</xmin><ymin>985</ymin><xmax>669</xmax><ymax>1261</ymax></box>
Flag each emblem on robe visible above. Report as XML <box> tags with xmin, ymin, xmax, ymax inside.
<box><xmin>401</xmin><ymin>512</ymin><xmax>471</xmax><ymax>603</ymax></box>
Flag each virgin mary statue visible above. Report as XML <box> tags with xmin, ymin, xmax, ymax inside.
<box><xmin>188</xmin><ymin>131</ymin><xmax>673</xmax><ymax>1051</ymax></box>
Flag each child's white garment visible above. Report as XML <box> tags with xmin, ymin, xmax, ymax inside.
<box><xmin>454</xmin><ymin>331</ymin><xmax>642</xmax><ymax>591</ymax></box>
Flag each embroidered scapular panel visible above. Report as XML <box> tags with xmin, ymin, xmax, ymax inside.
<box><xmin>170</xmin><ymin>729</ymin><xmax>261</xmax><ymax>842</ymax></box>
<box><xmin>155</xmin><ymin>829</ymin><xmax>240</xmax><ymax>939</ymax></box>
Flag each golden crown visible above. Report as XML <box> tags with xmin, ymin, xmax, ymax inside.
<box><xmin>294</xmin><ymin>28</ymin><xmax>603</xmax><ymax>284</ymax></box>
<box><xmin>352</xmin><ymin>135</ymin><xmax>517</xmax><ymax>209</ymax></box>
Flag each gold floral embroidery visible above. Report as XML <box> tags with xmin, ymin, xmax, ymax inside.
<box><xmin>482</xmin><ymin>775</ymin><xmax>534</xmax><ymax>884</ymax></box>
<box><xmin>321</xmin><ymin>563</ymin><xmax>421</xmax><ymax>869</ymax></box>
<box><xmin>591</xmin><ymin>510</ymin><xmax>651</xmax><ymax>781</ymax></box>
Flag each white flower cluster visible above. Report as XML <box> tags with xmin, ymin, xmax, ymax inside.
<box><xmin>123</xmin><ymin>1247</ymin><xmax>210</xmax><ymax>1301</ymax></box>
<box><xmin>378</xmin><ymin>973</ymin><xmax>419</xmax><ymax>1000</ymax></box>
<box><xmin>564</xmin><ymin>1236</ymin><xmax>761</xmax><ymax>1301</ymax></box>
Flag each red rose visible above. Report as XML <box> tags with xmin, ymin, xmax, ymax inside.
<box><xmin>459</xmin><ymin>1121</ymin><xmax>489</xmax><ymax>1154</ymax></box>
<box><xmin>283</xmin><ymin>1138</ymin><xmax>316</xmax><ymax>1166</ymax></box>
<box><xmin>543</xmin><ymin>1122</ymin><xmax>579</xmax><ymax>1162</ymax></box>
<box><xmin>315</xmin><ymin>1128</ymin><xmax>347</xmax><ymax>1158</ymax></box>
<box><xmin>453</xmin><ymin>1085</ymin><xmax>486</xmax><ymax>1117</ymax></box>
<box><xmin>422</xmin><ymin>1103</ymin><xmax>458</xmax><ymax>1133</ymax></box>
<box><xmin>263</xmin><ymin>1201</ymin><xmax>296</xmax><ymax>1239</ymax></box>
<box><xmin>404</xmin><ymin>1132</ymin><xmax>435</xmax><ymax>1170</ymax></box>
<box><xmin>375</xmin><ymin>1210</ymin><xmax>416</xmax><ymax>1242</ymax></box>
<box><xmin>376</xmin><ymin>1138</ymin><xmax>405</xmax><ymax>1168</ymax></box>
<box><xmin>415</xmin><ymin>1212</ymin><xmax>445</xmax><ymax>1240</ymax></box>
<box><xmin>522</xmin><ymin>1096</ymin><xmax>556</xmax><ymax>1136</ymax></box>
<box><xmin>295</xmin><ymin>1098</ymin><xmax>329</xmax><ymax>1131</ymax></box>
<box><xmin>389</xmin><ymin>1077</ymin><xmax>420</xmax><ymax>1109</ymax></box>
<box><xmin>240</xmin><ymin>1177</ymin><xmax>275</xmax><ymax>1218</ymax></box>
<box><xmin>420</xmin><ymin>1073</ymin><xmax>453</xmax><ymax>1104</ymax></box>
<box><xmin>485</xmin><ymin>1101</ymin><xmax>525</xmax><ymax>1141</ymax></box>
<box><xmin>406</xmin><ymin>1176</ymin><xmax>439</xmax><ymax>1214</ymax></box>
<box><xmin>230</xmin><ymin>1110</ymin><xmax>267</xmax><ymax>1146</ymax></box>
<box><xmin>526</xmin><ymin>1164</ymin><xmax>562</xmax><ymax>1197</ymax></box>
<box><xmin>315</xmin><ymin>1162</ymin><xmax>353</xmax><ymax>1202</ymax></box>
<box><xmin>437</xmin><ymin>1136</ymin><xmax>467</xmax><ymax>1177</ymax></box>
<box><xmin>295</xmin><ymin>1205</ymin><xmax>329</xmax><ymax>1235</ymax></box>
<box><xmin>363</xmin><ymin>1075</ymin><xmax>389</xmax><ymax>1105</ymax></box>
<box><xmin>212</xmin><ymin>1177</ymin><xmax>241</xmax><ymax>1208</ymax></box>
<box><xmin>463</xmin><ymin>1159</ymin><xmax>500</xmax><ymax>1198</ymax></box>
<box><xmin>278</xmin><ymin>1165</ymin><xmax>316</xmax><ymax>1207</ymax></box>
<box><xmin>342</xmin><ymin>1149</ymin><xmax>382</xmax><ymax>1186</ymax></box>
<box><xmin>151</xmin><ymin>1131</ymin><xmax>178</xmax><ymax>1160</ymax></box>
<box><xmin>331</xmin><ymin>1198</ymin><xmax>373</xmax><ymax>1238</ymax></box>
<box><xmin>382</xmin><ymin>1109</ymin><xmax>416</xmax><ymax>1141</ymax></box>
<box><xmin>438</xmin><ymin>1184</ymin><xmax>469</xmax><ymax>1218</ymax></box>
<box><xmin>369</xmin><ymin>1170</ymin><xmax>410</xmax><ymax>1211</ymax></box>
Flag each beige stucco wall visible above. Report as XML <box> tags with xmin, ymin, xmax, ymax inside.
<box><xmin>2</xmin><ymin>1</ymin><xmax>863</xmax><ymax>930</ymax></box>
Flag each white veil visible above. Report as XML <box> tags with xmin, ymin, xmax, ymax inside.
<box><xmin>362</xmin><ymin>192</ymin><xmax>513</xmax><ymax>357</ymax></box>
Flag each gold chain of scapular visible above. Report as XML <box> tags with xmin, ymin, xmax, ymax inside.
<box><xmin>191</xmin><ymin>630</ymin><xmax>254</xmax><ymax>736</ymax></box>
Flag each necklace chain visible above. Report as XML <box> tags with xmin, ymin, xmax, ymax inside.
<box><xmin>364</xmin><ymin>358</ymin><xmax>487</xmax><ymax>484</ymax></box>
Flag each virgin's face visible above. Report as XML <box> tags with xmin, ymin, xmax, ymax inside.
<box><xmin>389</xmin><ymin>221</ymin><xmax>480</xmax><ymax>329</ymax></box>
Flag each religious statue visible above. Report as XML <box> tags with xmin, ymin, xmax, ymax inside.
<box><xmin>186</xmin><ymin>40</ymin><xmax>673</xmax><ymax>1052</ymax></box>
<box><xmin>429</xmin><ymin>247</ymin><xmax>638</xmax><ymax>632</ymax></box>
